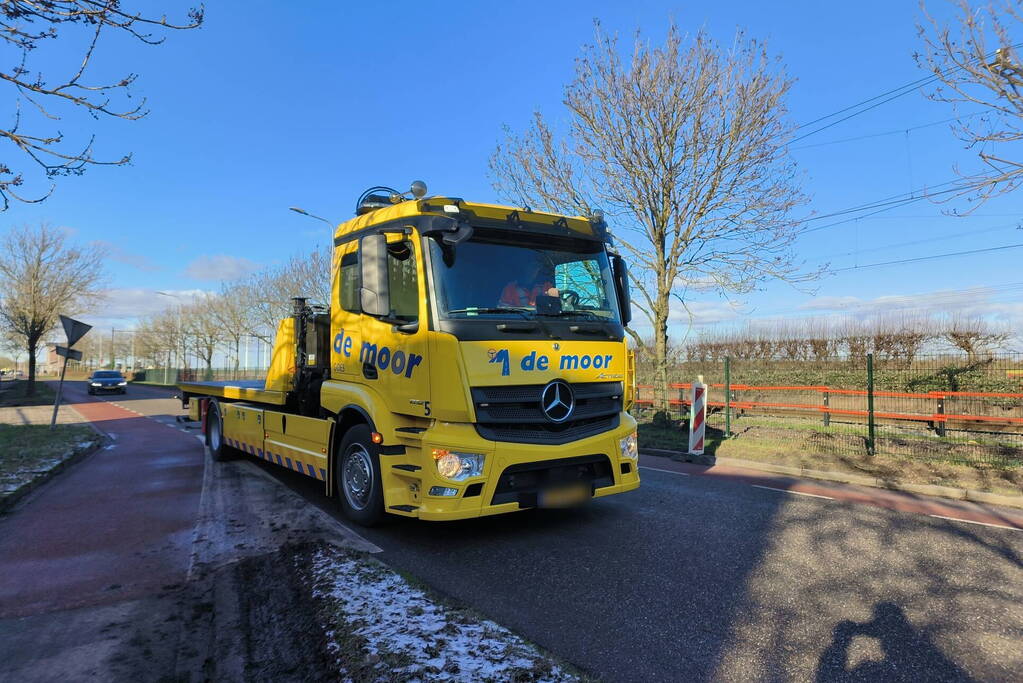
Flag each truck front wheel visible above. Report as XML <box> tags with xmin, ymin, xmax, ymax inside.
<box><xmin>336</xmin><ymin>424</ymin><xmax>384</xmax><ymax>526</ymax></box>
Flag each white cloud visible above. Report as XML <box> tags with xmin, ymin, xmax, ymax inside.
<box><xmin>184</xmin><ymin>254</ymin><xmax>261</xmax><ymax>281</ymax></box>
<box><xmin>672</xmin><ymin>274</ymin><xmax>721</xmax><ymax>292</ymax></box>
<box><xmin>629</xmin><ymin>298</ymin><xmax>745</xmax><ymax>338</ymax></box>
<box><xmin>91</xmin><ymin>240</ymin><xmax>160</xmax><ymax>272</ymax></box>
<box><xmin>669</xmin><ymin>299</ymin><xmax>745</xmax><ymax>326</ymax></box>
<box><xmin>76</xmin><ymin>288</ymin><xmax>207</xmax><ymax>329</ymax></box>
<box><xmin>798</xmin><ymin>285</ymin><xmax>1023</xmax><ymax>322</ymax></box>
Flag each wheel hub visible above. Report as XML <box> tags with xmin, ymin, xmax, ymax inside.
<box><xmin>343</xmin><ymin>445</ymin><xmax>373</xmax><ymax>510</ymax></box>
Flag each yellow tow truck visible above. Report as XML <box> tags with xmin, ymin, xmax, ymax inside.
<box><xmin>179</xmin><ymin>182</ymin><xmax>640</xmax><ymax>524</ymax></box>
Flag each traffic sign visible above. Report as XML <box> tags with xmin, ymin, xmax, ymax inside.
<box><xmin>55</xmin><ymin>346</ymin><xmax>83</xmax><ymax>361</ymax></box>
<box><xmin>59</xmin><ymin>315</ymin><xmax>92</xmax><ymax>348</ymax></box>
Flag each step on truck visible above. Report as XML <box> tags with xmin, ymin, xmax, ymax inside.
<box><xmin>179</xmin><ymin>182</ymin><xmax>640</xmax><ymax>525</ymax></box>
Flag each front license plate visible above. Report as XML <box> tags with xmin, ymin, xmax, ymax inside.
<box><xmin>539</xmin><ymin>483</ymin><xmax>591</xmax><ymax>508</ymax></box>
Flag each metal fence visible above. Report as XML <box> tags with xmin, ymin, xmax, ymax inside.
<box><xmin>635</xmin><ymin>352</ymin><xmax>1023</xmax><ymax>467</ymax></box>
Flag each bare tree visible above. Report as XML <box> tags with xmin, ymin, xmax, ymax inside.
<box><xmin>0</xmin><ymin>1</ymin><xmax>203</xmax><ymax>209</ymax></box>
<box><xmin>490</xmin><ymin>24</ymin><xmax>812</xmax><ymax>408</ymax></box>
<box><xmin>917</xmin><ymin>0</ymin><xmax>1023</xmax><ymax>205</ymax></box>
<box><xmin>236</xmin><ymin>247</ymin><xmax>331</xmax><ymax>343</ymax></box>
<box><xmin>184</xmin><ymin>293</ymin><xmax>223</xmax><ymax>376</ymax></box>
<box><xmin>206</xmin><ymin>284</ymin><xmax>257</xmax><ymax>372</ymax></box>
<box><xmin>944</xmin><ymin>313</ymin><xmax>1010</xmax><ymax>358</ymax></box>
<box><xmin>0</xmin><ymin>223</ymin><xmax>104</xmax><ymax>393</ymax></box>
<box><xmin>131</xmin><ymin>321</ymin><xmax>167</xmax><ymax>369</ymax></box>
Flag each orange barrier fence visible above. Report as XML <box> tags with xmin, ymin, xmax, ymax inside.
<box><xmin>634</xmin><ymin>383</ymin><xmax>1023</xmax><ymax>426</ymax></box>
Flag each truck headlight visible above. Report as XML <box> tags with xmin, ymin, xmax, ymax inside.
<box><xmin>432</xmin><ymin>449</ymin><xmax>485</xmax><ymax>481</ymax></box>
<box><xmin>619</xmin><ymin>432</ymin><xmax>638</xmax><ymax>459</ymax></box>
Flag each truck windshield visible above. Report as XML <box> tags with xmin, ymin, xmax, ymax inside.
<box><xmin>427</xmin><ymin>231</ymin><xmax>621</xmax><ymax>323</ymax></box>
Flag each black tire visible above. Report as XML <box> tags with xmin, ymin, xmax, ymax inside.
<box><xmin>206</xmin><ymin>401</ymin><xmax>234</xmax><ymax>462</ymax></box>
<box><xmin>335</xmin><ymin>424</ymin><xmax>384</xmax><ymax>526</ymax></box>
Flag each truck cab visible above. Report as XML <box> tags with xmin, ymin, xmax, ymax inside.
<box><xmin>322</xmin><ymin>191</ymin><xmax>639</xmax><ymax>521</ymax></box>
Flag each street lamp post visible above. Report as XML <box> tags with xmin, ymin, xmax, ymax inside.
<box><xmin>289</xmin><ymin>206</ymin><xmax>334</xmax><ymax>229</ymax></box>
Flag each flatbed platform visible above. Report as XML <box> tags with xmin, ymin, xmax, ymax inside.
<box><xmin>177</xmin><ymin>379</ymin><xmax>288</xmax><ymax>406</ymax></box>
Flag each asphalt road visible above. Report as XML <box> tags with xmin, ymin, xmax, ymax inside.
<box><xmin>6</xmin><ymin>382</ymin><xmax>1023</xmax><ymax>682</ymax></box>
<box><xmin>279</xmin><ymin>460</ymin><xmax>1023</xmax><ymax>682</ymax></box>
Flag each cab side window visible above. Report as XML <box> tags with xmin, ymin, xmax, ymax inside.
<box><xmin>339</xmin><ymin>250</ymin><xmax>361</xmax><ymax>313</ymax></box>
<box><xmin>387</xmin><ymin>241</ymin><xmax>418</xmax><ymax>322</ymax></box>
<box><xmin>555</xmin><ymin>259</ymin><xmax>606</xmax><ymax>308</ymax></box>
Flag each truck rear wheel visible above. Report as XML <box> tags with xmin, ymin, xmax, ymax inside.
<box><xmin>336</xmin><ymin>425</ymin><xmax>384</xmax><ymax>526</ymax></box>
<box><xmin>206</xmin><ymin>401</ymin><xmax>234</xmax><ymax>462</ymax></box>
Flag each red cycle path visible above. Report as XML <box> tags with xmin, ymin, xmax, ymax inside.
<box><xmin>639</xmin><ymin>455</ymin><xmax>1023</xmax><ymax>531</ymax></box>
<box><xmin>0</xmin><ymin>384</ymin><xmax>204</xmax><ymax>619</ymax></box>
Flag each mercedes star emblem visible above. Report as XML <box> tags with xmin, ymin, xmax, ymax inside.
<box><xmin>540</xmin><ymin>380</ymin><xmax>575</xmax><ymax>423</ymax></box>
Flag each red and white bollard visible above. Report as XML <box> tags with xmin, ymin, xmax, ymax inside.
<box><xmin>689</xmin><ymin>376</ymin><xmax>707</xmax><ymax>456</ymax></box>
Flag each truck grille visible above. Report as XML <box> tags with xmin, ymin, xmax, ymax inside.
<box><xmin>471</xmin><ymin>381</ymin><xmax>622</xmax><ymax>445</ymax></box>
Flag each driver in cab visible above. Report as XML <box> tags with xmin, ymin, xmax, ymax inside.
<box><xmin>499</xmin><ymin>261</ymin><xmax>559</xmax><ymax>307</ymax></box>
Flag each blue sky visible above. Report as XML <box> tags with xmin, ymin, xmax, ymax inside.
<box><xmin>3</xmin><ymin>0</ymin><xmax>1021</xmax><ymax>342</ymax></box>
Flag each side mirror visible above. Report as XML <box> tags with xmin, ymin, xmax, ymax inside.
<box><xmin>612</xmin><ymin>255</ymin><xmax>632</xmax><ymax>325</ymax></box>
<box><xmin>359</xmin><ymin>234</ymin><xmax>390</xmax><ymax>317</ymax></box>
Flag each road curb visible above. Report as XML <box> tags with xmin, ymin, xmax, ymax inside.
<box><xmin>640</xmin><ymin>449</ymin><xmax>1023</xmax><ymax>510</ymax></box>
<box><xmin>0</xmin><ymin>437</ymin><xmax>104</xmax><ymax>514</ymax></box>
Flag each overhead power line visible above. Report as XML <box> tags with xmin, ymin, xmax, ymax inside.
<box><xmin>791</xmin><ymin>111</ymin><xmax>986</xmax><ymax>151</ymax></box>
<box><xmin>794</xmin><ymin>74</ymin><xmax>939</xmax><ymax>131</ymax></box>
<box><xmin>821</xmin><ymin>221</ymin><xmax>1021</xmax><ymax>260</ymax></box>
<box><xmin>789</xmin><ymin>42</ymin><xmax>1023</xmax><ymax>143</ymax></box>
<box><xmin>830</xmin><ymin>243</ymin><xmax>1023</xmax><ymax>272</ymax></box>
<box><xmin>796</xmin><ymin>175</ymin><xmax>996</xmax><ymax>235</ymax></box>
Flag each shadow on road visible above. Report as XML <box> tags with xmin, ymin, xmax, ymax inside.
<box><xmin>816</xmin><ymin>602</ymin><xmax>972</xmax><ymax>682</ymax></box>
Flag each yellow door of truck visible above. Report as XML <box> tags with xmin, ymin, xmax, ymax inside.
<box><xmin>332</xmin><ymin>231</ymin><xmax>431</xmax><ymax>419</ymax></box>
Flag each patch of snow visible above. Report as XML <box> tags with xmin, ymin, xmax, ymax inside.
<box><xmin>310</xmin><ymin>546</ymin><xmax>577</xmax><ymax>682</ymax></box>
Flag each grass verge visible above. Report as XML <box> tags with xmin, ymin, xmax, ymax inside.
<box><xmin>0</xmin><ymin>380</ymin><xmax>56</xmax><ymax>406</ymax></box>
<box><xmin>0</xmin><ymin>423</ymin><xmax>100</xmax><ymax>500</ymax></box>
<box><xmin>638</xmin><ymin>418</ymin><xmax>1023</xmax><ymax>497</ymax></box>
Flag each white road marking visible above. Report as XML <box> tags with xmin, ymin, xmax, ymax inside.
<box><xmin>752</xmin><ymin>484</ymin><xmax>834</xmax><ymax>500</ymax></box>
<box><xmin>639</xmin><ymin>465</ymin><xmax>690</xmax><ymax>476</ymax></box>
<box><xmin>108</xmin><ymin>433</ymin><xmax>118</xmax><ymax>440</ymax></box>
<box><xmin>105</xmin><ymin>445</ymin><xmax>116</xmax><ymax>450</ymax></box>
<box><xmin>930</xmin><ymin>514</ymin><xmax>1021</xmax><ymax>531</ymax></box>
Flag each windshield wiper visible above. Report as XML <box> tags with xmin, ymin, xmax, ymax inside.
<box><xmin>446</xmin><ymin>307</ymin><xmax>534</xmax><ymax>319</ymax></box>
